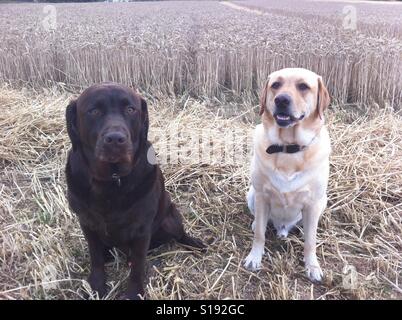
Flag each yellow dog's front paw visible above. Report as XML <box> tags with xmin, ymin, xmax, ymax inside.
<box><xmin>305</xmin><ymin>262</ymin><xmax>323</xmax><ymax>282</ymax></box>
<box><xmin>244</xmin><ymin>249</ymin><xmax>263</xmax><ymax>271</ymax></box>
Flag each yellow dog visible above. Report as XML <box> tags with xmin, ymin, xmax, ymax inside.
<box><xmin>244</xmin><ymin>68</ymin><xmax>331</xmax><ymax>282</ymax></box>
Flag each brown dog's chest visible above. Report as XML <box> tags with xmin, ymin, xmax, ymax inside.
<box><xmin>101</xmin><ymin>196</ymin><xmax>157</xmax><ymax>242</ymax></box>
<box><xmin>70</xmin><ymin>185</ymin><xmax>160</xmax><ymax>247</ymax></box>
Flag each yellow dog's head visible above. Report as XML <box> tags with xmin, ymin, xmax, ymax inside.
<box><xmin>260</xmin><ymin>68</ymin><xmax>330</xmax><ymax>127</ymax></box>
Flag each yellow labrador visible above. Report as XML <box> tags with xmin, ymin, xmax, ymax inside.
<box><xmin>244</xmin><ymin>68</ymin><xmax>331</xmax><ymax>282</ymax></box>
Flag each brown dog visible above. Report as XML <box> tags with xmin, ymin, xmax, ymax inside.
<box><xmin>65</xmin><ymin>83</ymin><xmax>205</xmax><ymax>299</ymax></box>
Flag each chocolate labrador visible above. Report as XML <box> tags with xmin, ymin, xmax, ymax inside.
<box><xmin>65</xmin><ymin>83</ymin><xmax>205</xmax><ymax>299</ymax></box>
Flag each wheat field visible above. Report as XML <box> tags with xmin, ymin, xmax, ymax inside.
<box><xmin>0</xmin><ymin>1</ymin><xmax>402</xmax><ymax>106</ymax></box>
<box><xmin>0</xmin><ymin>0</ymin><xmax>401</xmax><ymax>300</ymax></box>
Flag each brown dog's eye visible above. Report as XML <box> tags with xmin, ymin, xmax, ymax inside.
<box><xmin>88</xmin><ymin>108</ymin><xmax>100</xmax><ymax>116</ymax></box>
<box><xmin>298</xmin><ymin>83</ymin><xmax>310</xmax><ymax>91</ymax></box>
<box><xmin>126</xmin><ymin>107</ymin><xmax>136</xmax><ymax>115</ymax></box>
<box><xmin>271</xmin><ymin>82</ymin><xmax>281</xmax><ymax>89</ymax></box>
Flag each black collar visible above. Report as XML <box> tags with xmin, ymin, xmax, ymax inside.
<box><xmin>266</xmin><ymin>144</ymin><xmax>306</xmax><ymax>154</ymax></box>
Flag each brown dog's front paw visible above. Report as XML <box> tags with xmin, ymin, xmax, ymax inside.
<box><xmin>88</xmin><ymin>271</ymin><xmax>107</xmax><ymax>298</ymax></box>
<box><xmin>120</xmin><ymin>292</ymin><xmax>144</xmax><ymax>300</ymax></box>
<box><xmin>123</xmin><ymin>285</ymin><xmax>144</xmax><ymax>300</ymax></box>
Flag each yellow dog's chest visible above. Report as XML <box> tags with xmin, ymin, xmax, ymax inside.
<box><xmin>263</xmin><ymin>171</ymin><xmax>311</xmax><ymax>208</ymax></box>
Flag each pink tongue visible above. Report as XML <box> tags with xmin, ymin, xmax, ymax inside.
<box><xmin>278</xmin><ymin>115</ymin><xmax>290</xmax><ymax>120</ymax></box>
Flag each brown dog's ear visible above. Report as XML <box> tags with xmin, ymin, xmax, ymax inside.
<box><xmin>66</xmin><ymin>99</ymin><xmax>80</xmax><ymax>151</ymax></box>
<box><xmin>140</xmin><ymin>97</ymin><xmax>149</xmax><ymax>141</ymax></box>
<box><xmin>317</xmin><ymin>77</ymin><xmax>330</xmax><ymax>120</ymax></box>
<box><xmin>259</xmin><ymin>79</ymin><xmax>269</xmax><ymax>116</ymax></box>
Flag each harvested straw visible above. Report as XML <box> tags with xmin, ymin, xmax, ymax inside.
<box><xmin>0</xmin><ymin>87</ymin><xmax>401</xmax><ymax>299</ymax></box>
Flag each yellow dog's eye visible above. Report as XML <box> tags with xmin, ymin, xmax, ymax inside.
<box><xmin>271</xmin><ymin>82</ymin><xmax>281</xmax><ymax>89</ymax></box>
<box><xmin>298</xmin><ymin>83</ymin><xmax>310</xmax><ymax>91</ymax></box>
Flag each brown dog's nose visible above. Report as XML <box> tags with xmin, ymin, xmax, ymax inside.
<box><xmin>274</xmin><ymin>94</ymin><xmax>291</xmax><ymax>108</ymax></box>
<box><xmin>104</xmin><ymin>132</ymin><xmax>127</xmax><ymax>145</ymax></box>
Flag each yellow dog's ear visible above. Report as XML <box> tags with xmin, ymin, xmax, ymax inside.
<box><xmin>317</xmin><ymin>77</ymin><xmax>330</xmax><ymax>119</ymax></box>
<box><xmin>259</xmin><ymin>79</ymin><xmax>270</xmax><ymax>116</ymax></box>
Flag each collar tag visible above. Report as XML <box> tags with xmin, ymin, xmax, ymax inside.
<box><xmin>111</xmin><ymin>173</ymin><xmax>121</xmax><ymax>187</ymax></box>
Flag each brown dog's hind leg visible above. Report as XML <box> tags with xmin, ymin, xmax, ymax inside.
<box><xmin>154</xmin><ymin>203</ymin><xmax>206</xmax><ymax>250</ymax></box>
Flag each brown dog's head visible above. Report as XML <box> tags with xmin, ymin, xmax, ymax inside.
<box><xmin>66</xmin><ymin>83</ymin><xmax>149</xmax><ymax>181</ymax></box>
<box><xmin>259</xmin><ymin>68</ymin><xmax>330</xmax><ymax>127</ymax></box>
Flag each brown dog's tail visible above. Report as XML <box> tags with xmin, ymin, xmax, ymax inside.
<box><xmin>177</xmin><ymin>233</ymin><xmax>206</xmax><ymax>251</ymax></box>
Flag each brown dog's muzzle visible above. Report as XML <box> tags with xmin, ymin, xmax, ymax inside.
<box><xmin>96</xmin><ymin>126</ymin><xmax>133</xmax><ymax>164</ymax></box>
